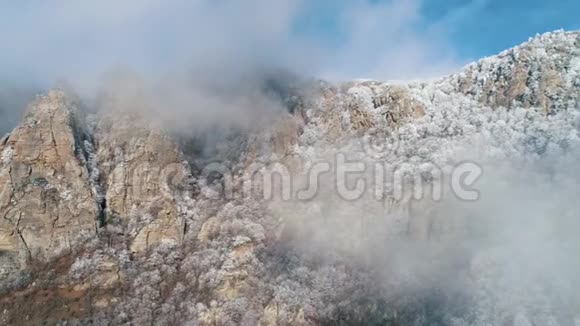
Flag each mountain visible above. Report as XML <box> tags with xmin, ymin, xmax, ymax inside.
<box><xmin>0</xmin><ymin>30</ymin><xmax>579</xmax><ymax>325</ymax></box>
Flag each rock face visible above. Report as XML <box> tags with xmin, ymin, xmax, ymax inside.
<box><xmin>93</xmin><ymin>112</ymin><xmax>193</xmax><ymax>253</ymax></box>
<box><xmin>0</xmin><ymin>89</ymin><xmax>196</xmax><ymax>264</ymax></box>
<box><xmin>0</xmin><ymin>90</ymin><xmax>99</xmax><ymax>263</ymax></box>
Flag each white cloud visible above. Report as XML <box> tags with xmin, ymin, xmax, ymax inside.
<box><xmin>322</xmin><ymin>0</ymin><xmax>461</xmax><ymax>80</ymax></box>
<box><xmin>0</xmin><ymin>0</ymin><xmax>460</xmax><ymax>86</ymax></box>
<box><xmin>0</xmin><ymin>0</ymin><xmax>465</xmax><ymax>134</ymax></box>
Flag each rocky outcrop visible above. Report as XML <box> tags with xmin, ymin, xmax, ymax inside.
<box><xmin>93</xmin><ymin>111</ymin><xmax>193</xmax><ymax>253</ymax></box>
<box><xmin>302</xmin><ymin>81</ymin><xmax>427</xmax><ymax>145</ymax></box>
<box><xmin>450</xmin><ymin>30</ymin><xmax>580</xmax><ymax>113</ymax></box>
<box><xmin>0</xmin><ymin>90</ymin><xmax>99</xmax><ymax>263</ymax></box>
<box><xmin>0</xmin><ymin>88</ymin><xmax>198</xmax><ymax>264</ymax></box>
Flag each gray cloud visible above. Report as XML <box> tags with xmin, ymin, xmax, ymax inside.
<box><xmin>0</xmin><ymin>0</ymin><xmax>461</xmax><ymax>134</ymax></box>
<box><xmin>0</xmin><ymin>0</ymin><xmax>460</xmax><ymax>84</ymax></box>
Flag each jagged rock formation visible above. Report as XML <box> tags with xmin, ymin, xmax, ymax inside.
<box><xmin>0</xmin><ymin>91</ymin><xmax>99</xmax><ymax>264</ymax></box>
<box><xmin>93</xmin><ymin>111</ymin><xmax>193</xmax><ymax>253</ymax></box>
<box><xmin>0</xmin><ymin>30</ymin><xmax>578</xmax><ymax>325</ymax></box>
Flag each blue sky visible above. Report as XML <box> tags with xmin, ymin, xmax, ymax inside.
<box><xmin>421</xmin><ymin>0</ymin><xmax>580</xmax><ymax>58</ymax></box>
<box><xmin>294</xmin><ymin>0</ymin><xmax>580</xmax><ymax>60</ymax></box>
<box><xmin>0</xmin><ymin>0</ymin><xmax>579</xmax><ymax>85</ymax></box>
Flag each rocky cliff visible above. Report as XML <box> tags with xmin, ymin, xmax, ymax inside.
<box><xmin>0</xmin><ymin>91</ymin><xmax>99</xmax><ymax>265</ymax></box>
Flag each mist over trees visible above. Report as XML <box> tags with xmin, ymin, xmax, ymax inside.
<box><xmin>0</xmin><ymin>23</ymin><xmax>579</xmax><ymax>326</ymax></box>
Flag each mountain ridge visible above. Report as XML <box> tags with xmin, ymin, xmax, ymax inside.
<box><xmin>0</xmin><ymin>29</ymin><xmax>579</xmax><ymax>325</ymax></box>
